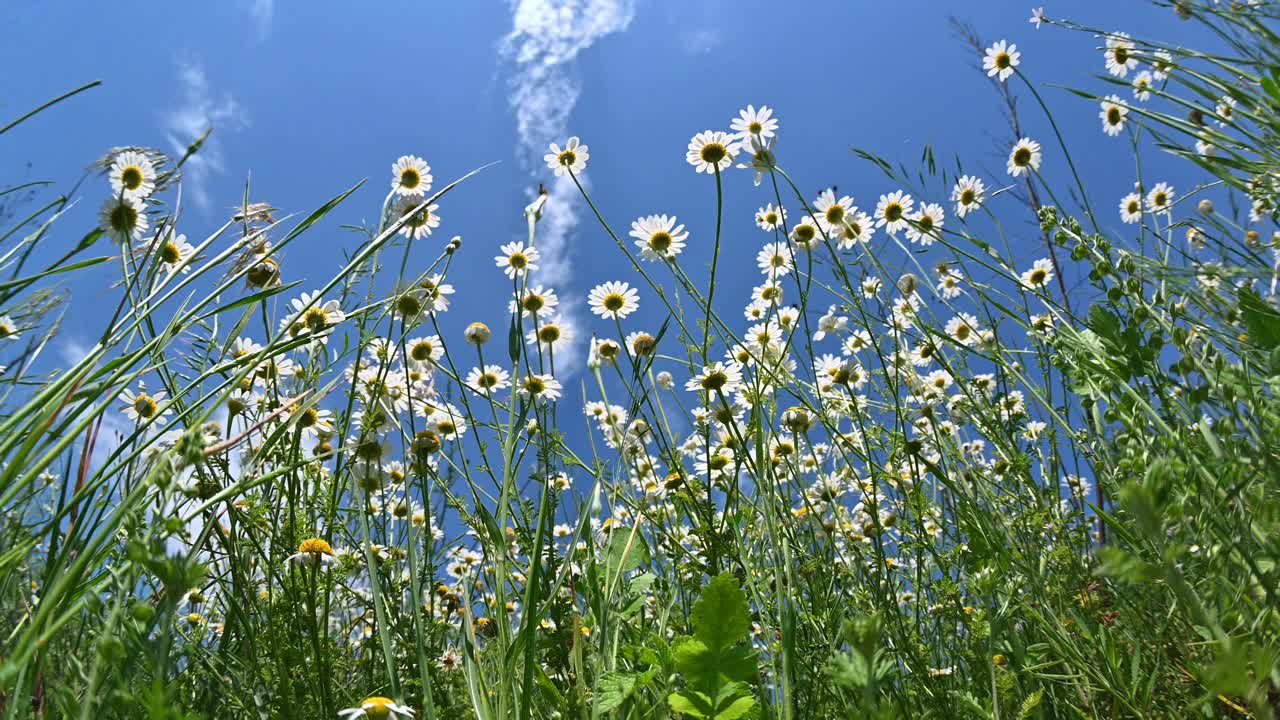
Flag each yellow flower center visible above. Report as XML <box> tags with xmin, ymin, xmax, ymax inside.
<box><xmin>648</xmin><ymin>231</ymin><xmax>672</xmax><ymax>252</ymax></box>
<box><xmin>699</xmin><ymin>143</ymin><xmax>727</xmax><ymax>164</ymax></box>
<box><xmin>400</xmin><ymin>168</ymin><xmax>421</xmax><ymax>189</ymax></box>
<box><xmin>602</xmin><ymin>293</ymin><xmax>625</xmax><ymax>312</ymax></box>
<box><xmin>360</xmin><ymin>697</ymin><xmax>396</xmax><ymax>719</ymax></box>
<box><xmin>298</xmin><ymin>538</ymin><xmax>333</xmax><ymax>555</ymax></box>
<box><xmin>557</xmin><ymin>149</ymin><xmax>576</xmax><ymax>166</ymax></box>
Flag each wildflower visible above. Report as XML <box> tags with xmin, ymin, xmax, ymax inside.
<box><xmin>0</xmin><ymin>315</ymin><xmax>20</xmax><ymax>341</ymax></box>
<box><xmin>390</xmin><ymin>155</ymin><xmax>432</xmax><ymax>197</ymax></box>
<box><xmin>99</xmin><ymin>196</ymin><xmax>148</xmax><ymax>244</ymax></box>
<box><xmin>406</xmin><ymin>336</ymin><xmax>444</xmax><ymax>366</ymax></box>
<box><xmin>157</xmin><ymin>233</ymin><xmax>195</xmax><ymax>274</ymax></box>
<box><xmin>738</xmin><ymin>136</ymin><xmax>776</xmax><ymax>185</ymax></box>
<box><xmin>1151</xmin><ymin>49</ymin><xmax>1173</xmax><ymax>81</ymax></box>
<box><xmin>1215</xmin><ymin>95</ymin><xmax>1237</xmax><ymax>126</ymax></box>
<box><xmin>289</xmin><ymin>291</ymin><xmax>346</xmax><ymax>338</ymax></box>
<box><xmin>495</xmin><ymin>241</ymin><xmax>539</xmax><ymax>279</ymax></box>
<box><xmin>518</xmin><ymin>373</ymin><xmax>562</xmax><ymax>402</ymax></box>
<box><xmin>527</xmin><ymin>314</ymin><xmax>575</xmax><ymax>354</ymax></box>
<box><xmin>789</xmin><ymin>216</ymin><xmax>820</xmax><ymax>247</ymax></box>
<box><xmin>1006</xmin><ymin>138</ymin><xmax>1042</xmax><ymax>177</ymax></box>
<box><xmin>686</xmin><ymin>130</ymin><xmax>738</xmax><ymax>174</ymax></box>
<box><xmin>545</xmin><ymin>137</ymin><xmax>589</xmax><ymax>176</ymax></box>
<box><xmin>755</xmin><ymin>203</ymin><xmax>787</xmax><ymax>231</ymax></box>
<box><xmin>417</xmin><ymin>274</ymin><xmax>455</xmax><ymax>313</ymax></box>
<box><xmin>510</xmin><ymin>285</ymin><xmax>559</xmax><ymax>319</ymax></box>
<box><xmin>1099</xmin><ymin>95</ymin><xmax>1129</xmax><ymax>136</ymax></box>
<box><xmin>937</xmin><ymin>268</ymin><xmax>964</xmax><ymax>299</ymax></box>
<box><xmin>589</xmin><ymin>281</ymin><xmax>639</xmax><ymax>320</ymax></box>
<box><xmin>292</xmin><ymin>405</ymin><xmax>334</xmax><ymax>440</ymax></box>
<box><xmin>836</xmin><ymin>210</ymin><xmax>874</xmax><ymax>248</ymax></box>
<box><xmin>110</xmin><ymin>150</ymin><xmax>156</xmax><ymax>200</ymax></box>
<box><xmin>1104</xmin><ymin>32</ymin><xmax>1137</xmax><ymax>78</ymax></box>
<box><xmin>288</xmin><ymin>538</ymin><xmax>337</xmax><ymax>568</ymax></box>
<box><xmin>945</xmin><ymin>313</ymin><xmax>982</xmax><ymax>347</ymax></box>
<box><xmin>951</xmin><ymin>176</ymin><xmax>985</xmax><ymax>219</ymax></box>
<box><xmin>120</xmin><ymin>385</ymin><xmax>169</xmax><ymax>423</ymax></box>
<box><xmin>630</xmin><ymin>214</ymin><xmax>688</xmax><ymax>261</ymax></box>
<box><xmin>875</xmin><ymin>191</ymin><xmax>914</xmax><ymax>235</ymax></box>
<box><xmin>1146</xmin><ymin>182</ymin><xmax>1174</xmax><ymax>214</ymax></box>
<box><xmin>729</xmin><ymin>104</ymin><xmax>778</xmax><ymax>141</ymax></box>
<box><xmin>1020</xmin><ymin>258</ymin><xmax>1055</xmax><ymax>289</ymax></box>
<box><xmin>757</xmin><ymin>242</ymin><xmax>794</xmax><ymax>277</ymax></box>
<box><xmin>814</xmin><ymin>189</ymin><xmax>855</xmax><ymax>234</ymax></box>
<box><xmin>685</xmin><ymin>361</ymin><xmax>744</xmax><ymax>395</ymax></box>
<box><xmin>983</xmin><ymin>40</ymin><xmax>1020</xmax><ymax>82</ymax></box>
<box><xmin>906</xmin><ymin>203</ymin><xmax>945</xmax><ymax>246</ymax></box>
<box><xmin>464</xmin><ymin>322</ymin><xmax>491</xmax><ymax>345</ymax></box>
<box><xmin>1120</xmin><ymin>191</ymin><xmax>1143</xmax><ymax>224</ymax></box>
<box><xmin>1029</xmin><ymin>7</ymin><xmax>1045</xmax><ymax>29</ymax></box>
<box><xmin>655</xmin><ymin>371</ymin><xmax>674</xmax><ymax>390</ymax></box>
<box><xmin>1132</xmin><ymin>71</ymin><xmax>1154</xmax><ymax>101</ymax></box>
<box><xmin>438</xmin><ymin>648</ymin><xmax>462</xmax><ymax>672</ymax></box>
<box><xmin>392</xmin><ymin>197</ymin><xmax>440</xmax><ymax>239</ymax></box>
<box><xmin>338</xmin><ymin>696</ymin><xmax>414</xmax><ymax>719</ymax></box>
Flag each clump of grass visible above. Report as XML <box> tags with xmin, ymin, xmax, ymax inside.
<box><xmin>2</xmin><ymin>2</ymin><xmax>1280</xmax><ymax>718</ymax></box>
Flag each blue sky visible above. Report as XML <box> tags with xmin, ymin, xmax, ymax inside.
<box><xmin>1</xmin><ymin>0</ymin><xmax>1209</xmax><ymax>376</ymax></box>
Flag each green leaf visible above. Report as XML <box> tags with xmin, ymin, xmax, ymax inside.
<box><xmin>1088</xmin><ymin>304</ymin><xmax>1122</xmax><ymax>348</ymax></box>
<box><xmin>1017</xmin><ymin>689</ymin><xmax>1043</xmax><ymax>719</ymax></box>
<box><xmin>596</xmin><ymin>670</ymin><xmax>654</xmax><ymax>713</ymax></box>
<box><xmin>692</xmin><ymin>573</ymin><xmax>751</xmax><ymax>653</ymax></box>
<box><xmin>669</xmin><ymin>690</ymin><xmax>712</xmax><ymax>717</ymax></box>
<box><xmin>715</xmin><ymin>694</ymin><xmax>757</xmax><ymax>720</ymax></box>
<box><xmin>1239</xmin><ymin>287</ymin><xmax>1280</xmax><ymax>349</ymax></box>
<box><xmin>605</xmin><ymin>529</ymin><xmax>650</xmax><ymax>580</ymax></box>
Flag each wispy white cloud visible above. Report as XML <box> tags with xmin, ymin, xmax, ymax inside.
<box><xmin>500</xmin><ymin>0</ymin><xmax>635</xmax><ymax>373</ymax></box>
<box><xmin>243</xmin><ymin>0</ymin><xmax>274</xmax><ymax>39</ymax></box>
<box><xmin>161</xmin><ymin>59</ymin><xmax>248</xmax><ymax>210</ymax></box>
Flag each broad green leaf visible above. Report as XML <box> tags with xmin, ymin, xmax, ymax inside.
<box><xmin>692</xmin><ymin>573</ymin><xmax>750</xmax><ymax>653</ymax></box>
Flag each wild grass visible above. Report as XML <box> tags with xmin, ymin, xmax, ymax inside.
<box><xmin>2</xmin><ymin>2</ymin><xmax>1280</xmax><ymax>718</ymax></box>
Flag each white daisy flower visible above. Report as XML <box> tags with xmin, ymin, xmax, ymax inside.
<box><xmin>393</xmin><ymin>197</ymin><xmax>440</xmax><ymax>239</ymax></box>
<box><xmin>951</xmin><ymin>176</ymin><xmax>985</xmax><ymax>219</ymax></box>
<box><xmin>1006</xmin><ymin>138</ymin><xmax>1042</xmax><ymax>177</ymax></box>
<box><xmin>120</xmin><ymin>385</ymin><xmax>169</xmax><ymax>423</ymax></box>
<box><xmin>835</xmin><ymin>210</ymin><xmax>874</xmax><ymax>249</ymax></box>
<box><xmin>813</xmin><ymin>189</ymin><xmax>855</xmax><ymax>234</ymax></box>
<box><xmin>1029</xmin><ymin>7</ymin><xmax>1045</xmax><ymax>29</ymax></box>
<box><xmin>813</xmin><ymin>305</ymin><xmax>848</xmax><ymax>342</ymax></box>
<box><xmin>1146</xmin><ymin>182</ymin><xmax>1175</xmax><ymax>214</ymax></box>
<box><xmin>0</xmin><ymin>315</ymin><xmax>20</xmax><ymax>341</ymax></box>
<box><xmin>109</xmin><ymin>150</ymin><xmax>157</xmax><ymax>200</ymax></box>
<box><xmin>1215</xmin><ymin>95</ymin><xmax>1237</xmax><ymax>127</ymax></box>
<box><xmin>1104</xmin><ymin>32</ymin><xmax>1137</xmax><ymax>78</ymax></box>
<box><xmin>1151</xmin><ymin>49</ymin><xmax>1173</xmax><ymax>81</ymax></box>
<box><xmin>588</xmin><ymin>281</ymin><xmax>639</xmax><ymax>320</ymax></box>
<box><xmin>755</xmin><ymin>203</ymin><xmax>787</xmax><ymax>231</ymax></box>
<box><xmin>875</xmin><ymin>191</ymin><xmax>914</xmax><ymax>235</ymax></box>
<box><xmin>517</xmin><ymin>373</ymin><xmax>562</xmax><ymax>403</ymax></box>
<box><xmin>983</xmin><ymin>40</ymin><xmax>1020</xmax><ymax>82</ymax></box>
<box><xmin>945</xmin><ymin>313</ymin><xmax>982</xmax><ymax>347</ymax></box>
<box><xmin>789</xmin><ymin>216</ymin><xmax>821</xmax><ymax>248</ymax></box>
<box><xmin>510</xmin><ymin>285</ymin><xmax>559</xmax><ymax>319</ymax></box>
<box><xmin>1132</xmin><ymin>70</ymin><xmax>1154</xmax><ymax>101</ymax></box>
<box><xmin>686</xmin><ymin>130</ymin><xmax>738</xmax><ymax>174</ymax></box>
<box><xmin>685</xmin><ymin>361</ymin><xmax>744</xmax><ymax>395</ymax></box>
<box><xmin>391</xmin><ymin>155</ymin><xmax>432</xmax><ymax>197</ymax></box>
<box><xmin>289</xmin><ymin>291</ymin><xmax>345</xmax><ymax>338</ymax></box>
<box><xmin>466</xmin><ymin>365</ymin><xmax>510</xmax><ymax>395</ymax></box>
<box><xmin>906</xmin><ymin>203</ymin><xmax>945</xmax><ymax>246</ymax></box>
<box><xmin>99</xmin><ymin>196</ymin><xmax>148</xmax><ymax>244</ymax></box>
<box><xmin>545</xmin><ymin>137</ymin><xmax>588</xmax><ymax>176</ymax></box>
<box><xmin>729</xmin><ymin>104</ymin><xmax>778</xmax><ymax>141</ymax></box>
<box><xmin>756</xmin><ymin>242</ymin><xmax>794</xmax><ymax>277</ymax></box>
<box><xmin>495</xmin><ymin>241</ymin><xmax>539</xmax><ymax>279</ymax></box>
<box><xmin>405</xmin><ymin>335</ymin><xmax>444</xmax><ymax>367</ymax></box>
<box><xmin>1020</xmin><ymin>258</ymin><xmax>1055</xmax><ymax>289</ymax></box>
<box><xmin>1099</xmin><ymin>95</ymin><xmax>1129</xmax><ymax>136</ymax></box>
<box><xmin>157</xmin><ymin>233</ymin><xmax>195</xmax><ymax>274</ymax></box>
<box><xmin>527</xmin><ymin>314</ymin><xmax>575</xmax><ymax>355</ymax></box>
<box><xmin>630</xmin><ymin>214</ymin><xmax>688</xmax><ymax>261</ymax></box>
<box><xmin>1120</xmin><ymin>191</ymin><xmax>1143</xmax><ymax>224</ymax></box>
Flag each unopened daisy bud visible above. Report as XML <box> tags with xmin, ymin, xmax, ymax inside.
<box><xmin>525</xmin><ymin>185</ymin><xmax>549</xmax><ymax>222</ymax></box>
<box><xmin>655</xmin><ymin>371</ymin><xmax>673</xmax><ymax>390</ymax></box>
<box><xmin>897</xmin><ymin>273</ymin><xmax>919</xmax><ymax>295</ymax></box>
<box><xmin>1197</xmin><ymin>199</ymin><xmax>1214</xmax><ymax>214</ymax></box>
<box><xmin>447</xmin><ymin>235</ymin><xmax>462</xmax><ymax>254</ymax></box>
<box><xmin>464</xmin><ymin>322</ymin><xmax>491</xmax><ymax>345</ymax></box>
